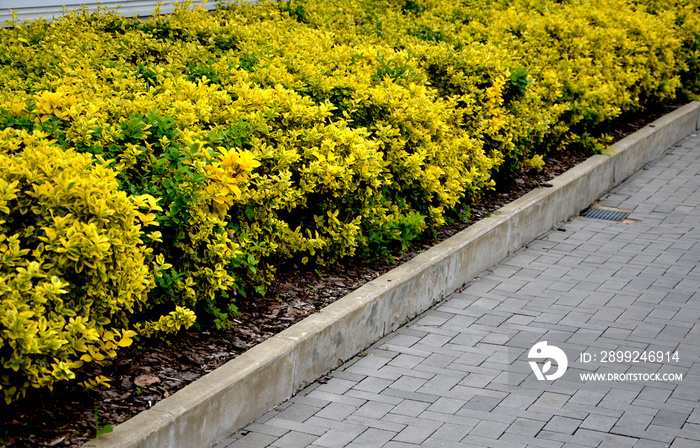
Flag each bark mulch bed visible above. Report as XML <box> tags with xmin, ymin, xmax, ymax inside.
<box><xmin>0</xmin><ymin>102</ymin><xmax>686</xmax><ymax>447</ymax></box>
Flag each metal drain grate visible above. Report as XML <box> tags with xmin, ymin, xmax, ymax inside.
<box><xmin>583</xmin><ymin>208</ymin><xmax>630</xmax><ymax>221</ymax></box>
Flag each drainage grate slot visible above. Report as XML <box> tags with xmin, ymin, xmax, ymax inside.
<box><xmin>583</xmin><ymin>208</ymin><xmax>630</xmax><ymax>221</ymax></box>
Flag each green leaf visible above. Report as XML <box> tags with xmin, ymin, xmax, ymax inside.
<box><xmin>244</xmin><ymin>206</ymin><xmax>255</xmax><ymax>220</ymax></box>
<box><xmin>96</xmin><ymin>424</ymin><xmax>113</xmax><ymax>437</ymax></box>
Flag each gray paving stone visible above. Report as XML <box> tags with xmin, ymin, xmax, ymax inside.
<box><xmin>538</xmin><ymin>430</ymin><xmax>602</xmax><ymax>447</ymax></box>
<box><xmin>389</xmin><ymin>375</ymin><xmax>430</xmax><ymax>393</ymax></box>
<box><xmin>305</xmin><ymin>416</ymin><xmax>367</xmax><ymax>434</ymax></box>
<box><xmin>317</xmin><ymin>378</ymin><xmax>361</xmax><ymax>395</ymax></box>
<box><xmin>227</xmin><ymin>432</ymin><xmax>278</xmax><ymax>448</ymax></box>
<box><xmin>462</xmin><ymin>395</ymin><xmax>502</xmax><ymax>412</ymax></box>
<box><xmin>316</xmin><ymin>402</ymin><xmax>358</xmax><ymax>421</ymax></box>
<box><xmin>688</xmin><ymin>409</ymin><xmax>700</xmax><ymax>425</ymax></box>
<box><xmin>393</xmin><ymin>425</ymin><xmax>438</xmax><ymax>444</ymax></box>
<box><xmin>429</xmin><ymin>423</ymin><xmax>472</xmax><ymax>442</ymax></box>
<box><xmin>307</xmin><ymin>390</ymin><xmax>368</xmax><ymax>407</ymax></box>
<box><xmin>502</xmin><ymin>433</ymin><xmax>567</xmax><ymax>448</ymax></box>
<box><xmin>422</xmin><ymin>353</ymin><xmax>459</xmax><ymax>368</ymax></box>
<box><xmin>671</xmin><ymin>438</ymin><xmax>700</xmax><ymax>447</ymax></box>
<box><xmin>498</xmin><ymin>393</ymin><xmax>539</xmax><ymax>409</ymax></box>
<box><xmin>383</xmin><ymin>442</ymin><xmax>426</xmax><ymax>448</ymax></box>
<box><xmin>598</xmin><ymin>390</ymin><xmax>640</xmax><ymax>411</ymax></box>
<box><xmin>276</xmin><ymin>403</ymin><xmax>325</xmax><ymax>423</ymax></box>
<box><xmin>422</xmin><ymin>439</ymin><xmax>484</xmax><ymax>448</ymax></box>
<box><xmin>312</xmin><ymin>429</ymin><xmax>363</xmax><ymax>448</ymax></box>
<box><xmin>346</xmin><ymin>390</ymin><xmax>403</xmax><ymax>406</ymax></box>
<box><xmin>344</xmin><ymin>415</ymin><xmax>406</xmax><ymax>433</ymax></box>
<box><xmin>614</xmin><ymin>410</ymin><xmax>655</xmax><ymax>430</ymax></box>
<box><xmin>351</xmin><ymin>428</ymin><xmax>396</xmax><ymax>447</ymax></box>
<box><xmin>651</xmin><ymin>409</ymin><xmax>690</xmax><ymax>429</ymax></box>
<box><xmin>271</xmin><ymin>431</ymin><xmax>320</xmax><ymax>448</ymax></box>
<box><xmin>532</xmin><ymin>392</ymin><xmax>571</xmax><ymax>409</ymax></box>
<box><xmin>244</xmin><ymin>423</ymin><xmax>290</xmax><ymax>438</ymax></box>
<box><xmin>345</xmin><ymin>366</ymin><xmax>402</xmax><ymax>382</ymax></box>
<box><xmin>355</xmin><ymin>377</ymin><xmax>394</xmax><ymax>393</ymax></box>
<box><xmin>504</xmin><ymin>417</ymin><xmax>546</xmax><ymax>437</ymax></box>
<box><xmin>382</xmin><ymin>387</ymin><xmax>440</xmax><ymax>404</ymax></box>
<box><xmin>383</xmin><ymin>414</ymin><xmax>443</xmax><ymax>431</ymax></box>
<box><xmin>419</xmin><ymin>334</ymin><xmax>454</xmax><ymax>347</ymax></box>
<box><xmin>387</xmin><ymin>334</ymin><xmax>423</xmax><ymax>347</ymax></box>
<box><xmin>417</xmin><ymin>410</ymin><xmax>480</xmax><ymax>429</ymax></box>
<box><xmin>633</xmin><ymin>440</ymin><xmax>671</xmax><ymax>448</ymax></box>
<box><xmin>543</xmin><ymin>416</ymin><xmax>583</xmax><ymax>435</ymax></box>
<box><xmin>573</xmin><ymin>428</ymin><xmax>644</xmax><ymax>446</ymax></box>
<box><xmin>579</xmin><ymin>414</ymin><xmax>618</xmax><ymax>432</ymax></box>
<box><xmin>388</xmin><ymin>354</ymin><xmax>426</xmax><ymax>369</ymax></box>
<box><xmin>388</xmin><ymin>399</ymin><xmax>431</xmax><ymax>418</ymax></box>
<box><xmin>353</xmin><ymin>401</ymin><xmax>396</xmax><ymax>420</ymax></box>
<box><xmin>426</xmin><ymin>397</ymin><xmax>466</xmax><ymax>414</ymax></box>
<box><xmin>467</xmin><ymin>420</ymin><xmax>509</xmax><ymax>438</ymax></box>
<box><xmin>265</xmin><ymin>417</ymin><xmax>328</xmax><ymax>436</ymax></box>
<box><xmin>420</xmin><ymin>372</ymin><xmax>465</xmax><ymax>392</ymax></box>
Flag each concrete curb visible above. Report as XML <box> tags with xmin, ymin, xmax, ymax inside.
<box><xmin>84</xmin><ymin>102</ymin><xmax>700</xmax><ymax>448</ymax></box>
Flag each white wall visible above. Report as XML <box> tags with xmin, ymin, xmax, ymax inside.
<box><xmin>1</xmin><ymin>1</ymin><xmax>217</xmax><ymax>24</ymax></box>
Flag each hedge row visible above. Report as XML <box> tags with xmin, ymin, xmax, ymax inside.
<box><xmin>0</xmin><ymin>0</ymin><xmax>698</xmax><ymax>403</ymax></box>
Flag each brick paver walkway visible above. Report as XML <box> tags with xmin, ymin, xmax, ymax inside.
<box><xmin>216</xmin><ymin>133</ymin><xmax>700</xmax><ymax>447</ymax></box>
